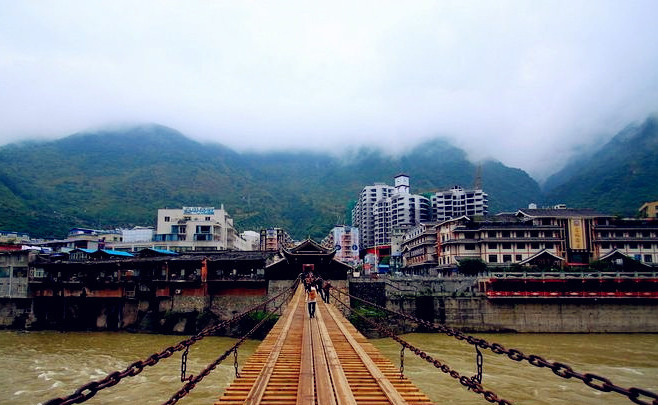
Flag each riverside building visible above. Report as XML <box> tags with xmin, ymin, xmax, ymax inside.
<box><xmin>153</xmin><ymin>206</ymin><xmax>245</xmax><ymax>252</ymax></box>
<box><xmin>435</xmin><ymin>206</ymin><xmax>658</xmax><ymax>271</ymax></box>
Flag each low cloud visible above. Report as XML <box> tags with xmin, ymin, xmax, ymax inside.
<box><xmin>0</xmin><ymin>1</ymin><xmax>657</xmax><ymax>180</ymax></box>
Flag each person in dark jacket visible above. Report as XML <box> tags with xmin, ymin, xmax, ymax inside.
<box><xmin>322</xmin><ymin>280</ymin><xmax>331</xmax><ymax>303</ymax></box>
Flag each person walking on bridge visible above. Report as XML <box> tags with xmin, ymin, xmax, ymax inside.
<box><xmin>322</xmin><ymin>280</ymin><xmax>331</xmax><ymax>303</ymax></box>
<box><xmin>307</xmin><ymin>285</ymin><xmax>318</xmax><ymax>318</ymax></box>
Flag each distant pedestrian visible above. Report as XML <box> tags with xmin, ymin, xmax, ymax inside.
<box><xmin>307</xmin><ymin>286</ymin><xmax>318</xmax><ymax>318</ymax></box>
<box><xmin>315</xmin><ymin>277</ymin><xmax>324</xmax><ymax>297</ymax></box>
<box><xmin>322</xmin><ymin>280</ymin><xmax>331</xmax><ymax>303</ymax></box>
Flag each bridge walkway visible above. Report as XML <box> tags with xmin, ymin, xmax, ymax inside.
<box><xmin>215</xmin><ymin>285</ymin><xmax>432</xmax><ymax>405</ymax></box>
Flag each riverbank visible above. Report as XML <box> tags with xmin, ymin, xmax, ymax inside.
<box><xmin>2</xmin><ymin>277</ymin><xmax>658</xmax><ymax>334</ymax></box>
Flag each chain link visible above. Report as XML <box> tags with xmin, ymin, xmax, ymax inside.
<box><xmin>45</xmin><ymin>278</ymin><xmax>300</xmax><ymax>405</ymax></box>
<box><xmin>473</xmin><ymin>346</ymin><xmax>483</xmax><ymax>385</ymax></box>
<box><xmin>400</xmin><ymin>346</ymin><xmax>405</xmax><ymax>378</ymax></box>
<box><xmin>234</xmin><ymin>347</ymin><xmax>240</xmax><ymax>378</ymax></box>
<box><xmin>333</xmin><ymin>287</ymin><xmax>658</xmax><ymax>405</ymax></box>
<box><xmin>331</xmin><ymin>291</ymin><xmax>512</xmax><ymax>404</ymax></box>
<box><xmin>180</xmin><ymin>345</ymin><xmax>192</xmax><ymax>382</ymax></box>
<box><xmin>162</xmin><ymin>291</ymin><xmax>291</xmax><ymax>405</ymax></box>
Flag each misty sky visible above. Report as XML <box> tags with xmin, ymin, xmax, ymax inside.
<box><xmin>1</xmin><ymin>1</ymin><xmax>657</xmax><ymax>180</ymax></box>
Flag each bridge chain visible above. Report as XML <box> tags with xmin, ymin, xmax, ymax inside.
<box><xmin>163</xmin><ymin>288</ymin><xmax>293</xmax><ymax>405</ymax></box>
<box><xmin>44</xmin><ymin>278</ymin><xmax>299</xmax><ymax>405</ymax></box>
<box><xmin>331</xmin><ymin>291</ymin><xmax>512</xmax><ymax>404</ymax></box>
<box><xmin>333</xmin><ymin>287</ymin><xmax>658</xmax><ymax>405</ymax></box>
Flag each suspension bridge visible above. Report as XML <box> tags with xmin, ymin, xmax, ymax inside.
<box><xmin>44</xmin><ymin>279</ymin><xmax>658</xmax><ymax>405</ymax></box>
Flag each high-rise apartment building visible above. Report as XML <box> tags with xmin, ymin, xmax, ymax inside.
<box><xmin>352</xmin><ymin>174</ymin><xmax>430</xmax><ymax>249</ymax></box>
<box><xmin>431</xmin><ymin>185</ymin><xmax>488</xmax><ymax>221</ymax></box>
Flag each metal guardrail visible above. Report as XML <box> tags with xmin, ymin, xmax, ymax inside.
<box><xmin>488</xmin><ymin>271</ymin><xmax>658</xmax><ymax>279</ymax></box>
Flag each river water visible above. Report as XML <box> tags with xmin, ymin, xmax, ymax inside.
<box><xmin>1</xmin><ymin>331</ymin><xmax>655</xmax><ymax>405</ymax></box>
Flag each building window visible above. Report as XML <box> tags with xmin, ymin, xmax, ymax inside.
<box><xmin>530</xmin><ymin>231</ymin><xmax>539</xmax><ymax>238</ymax></box>
<box><xmin>488</xmin><ymin>243</ymin><xmax>497</xmax><ymax>250</ymax></box>
<box><xmin>517</xmin><ymin>243</ymin><xmax>526</xmax><ymax>249</ymax></box>
<box><xmin>531</xmin><ymin>243</ymin><xmax>540</xmax><ymax>249</ymax></box>
<box><xmin>601</xmin><ymin>243</ymin><xmax>610</xmax><ymax>249</ymax></box>
<box><xmin>645</xmin><ymin>255</ymin><xmax>653</xmax><ymax>263</ymax></box>
<box><xmin>164</xmin><ymin>216</ymin><xmax>170</xmax><ymax>222</ymax></box>
<box><xmin>502</xmin><ymin>242</ymin><xmax>512</xmax><ymax>250</ymax></box>
<box><xmin>488</xmin><ymin>231</ymin><xmax>496</xmax><ymax>238</ymax></box>
<box><xmin>205</xmin><ymin>216</ymin><xmax>211</xmax><ymax>221</ymax></box>
<box><xmin>464</xmin><ymin>244</ymin><xmax>475</xmax><ymax>251</ymax></box>
<box><xmin>488</xmin><ymin>255</ymin><xmax>497</xmax><ymax>263</ymax></box>
<box><xmin>515</xmin><ymin>255</ymin><xmax>522</xmax><ymax>261</ymax></box>
<box><xmin>503</xmin><ymin>255</ymin><xmax>512</xmax><ymax>263</ymax></box>
<box><xmin>501</xmin><ymin>231</ymin><xmax>510</xmax><ymax>238</ymax></box>
<box><xmin>628</xmin><ymin>243</ymin><xmax>638</xmax><ymax>250</ymax></box>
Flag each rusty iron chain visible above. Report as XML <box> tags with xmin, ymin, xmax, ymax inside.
<box><xmin>331</xmin><ymin>292</ymin><xmax>512</xmax><ymax>404</ymax></box>
<box><xmin>473</xmin><ymin>346</ymin><xmax>483</xmax><ymax>385</ymax></box>
<box><xmin>233</xmin><ymin>347</ymin><xmax>240</xmax><ymax>378</ymax></box>
<box><xmin>180</xmin><ymin>345</ymin><xmax>192</xmax><ymax>382</ymax></box>
<box><xmin>333</xmin><ymin>288</ymin><xmax>658</xmax><ymax>405</ymax></box>
<box><xmin>162</xmin><ymin>291</ymin><xmax>291</xmax><ymax>405</ymax></box>
<box><xmin>45</xmin><ymin>278</ymin><xmax>299</xmax><ymax>405</ymax></box>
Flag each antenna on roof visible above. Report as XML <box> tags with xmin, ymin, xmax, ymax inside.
<box><xmin>474</xmin><ymin>163</ymin><xmax>482</xmax><ymax>190</ymax></box>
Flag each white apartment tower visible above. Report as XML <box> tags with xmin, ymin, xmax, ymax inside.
<box><xmin>431</xmin><ymin>186</ymin><xmax>488</xmax><ymax>221</ymax></box>
<box><xmin>352</xmin><ymin>183</ymin><xmax>394</xmax><ymax>249</ymax></box>
<box><xmin>352</xmin><ymin>174</ymin><xmax>430</xmax><ymax>249</ymax></box>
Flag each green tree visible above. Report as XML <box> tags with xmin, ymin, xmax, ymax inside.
<box><xmin>457</xmin><ymin>258</ymin><xmax>487</xmax><ymax>275</ymax></box>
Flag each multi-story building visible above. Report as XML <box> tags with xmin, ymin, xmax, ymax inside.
<box><xmin>154</xmin><ymin>206</ymin><xmax>242</xmax><ymax>252</ymax></box>
<box><xmin>352</xmin><ymin>174</ymin><xmax>430</xmax><ymax>250</ymax></box>
<box><xmin>639</xmin><ymin>201</ymin><xmax>658</xmax><ymax>219</ymax></box>
<box><xmin>0</xmin><ymin>250</ymin><xmax>35</xmax><ymax>298</ymax></box>
<box><xmin>259</xmin><ymin>228</ymin><xmax>292</xmax><ymax>251</ymax></box>
<box><xmin>435</xmin><ymin>207</ymin><xmax>658</xmax><ymax>269</ymax></box>
<box><xmin>400</xmin><ymin>222</ymin><xmax>438</xmax><ymax>274</ymax></box>
<box><xmin>323</xmin><ymin>225</ymin><xmax>360</xmax><ymax>266</ymax></box>
<box><xmin>431</xmin><ymin>185</ymin><xmax>488</xmax><ymax>221</ymax></box>
<box><xmin>352</xmin><ymin>183</ymin><xmax>394</xmax><ymax>249</ymax></box>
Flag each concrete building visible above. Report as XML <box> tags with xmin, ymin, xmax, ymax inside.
<box><xmin>352</xmin><ymin>174</ymin><xmax>430</xmax><ymax>250</ymax></box>
<box><xmin>260</xmin><ymin>228</ymin><xmax>292</xmax><ymax>251</ymax></box>
<box><xmin>154</xmin><ymin>206</ymin><xmax>241</xmax><ymax>252</ymax></box>
<box><xmin>435</xmin><ymin>207</ymin><xmax>658</xmax><ymax>270</ymax></box>
<box><xmin>323</xmin><ymin>225</ymin><xmax>360</xmax><ymax>266</ymax></box>
<box><xmin>0</xmin><ymin>250</ymin><xmax>35</xmax><ymax>298</ymax></box>
<box><xmin>431</xmin><ymin>185</ymin><xmax>488</xmax><ymax>221</ymax></box>
<box><xmin>400</xmin><ymin>222</ymin><xmax>438</xmax><ymax>275</ymax></box>
<box><xmin>639</xmin><ymin>201</ymin><xmax>658</xmax><ymax>219</ymax></box>
<box><xmin>352</xmin><ymin>183</ymin><xmax>394</xmax><ymax>249</ymax></box>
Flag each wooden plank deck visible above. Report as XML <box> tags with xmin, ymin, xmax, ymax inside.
<box><xmin>215</xmin><ymin>286</ymin><xmax>432</xmax><ymax>405</ymax></box>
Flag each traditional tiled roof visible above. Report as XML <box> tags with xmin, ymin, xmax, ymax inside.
<box><xmin>516</xmin><ymin>208</ymin><xmax>611</xmax><ymax>218</ymax></box>
<box><xmin>518</xmin><ymin>249</ymin><xmax>565</xmax><ymax>265</ymax></box>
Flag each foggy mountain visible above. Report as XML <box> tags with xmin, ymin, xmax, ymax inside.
<box><xmin>544</xmin><ymin>116</ymin><xmax>658</xmax><ymax>215</ymax></box>
<box><xmin>0</xmin><ymin>125</ymin><xmax>542</xmax><ymax>239</ymax></box>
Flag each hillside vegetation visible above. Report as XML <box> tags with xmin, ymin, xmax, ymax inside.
<box><xmin>544</xmin><ymin>116</ymin><xmax>658</xmax><ymax>215</ymax></box>
<box><xmin>0</xmin><ymin>125</ymin><xmax>543</xmax><ymax>239</ymax></box>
